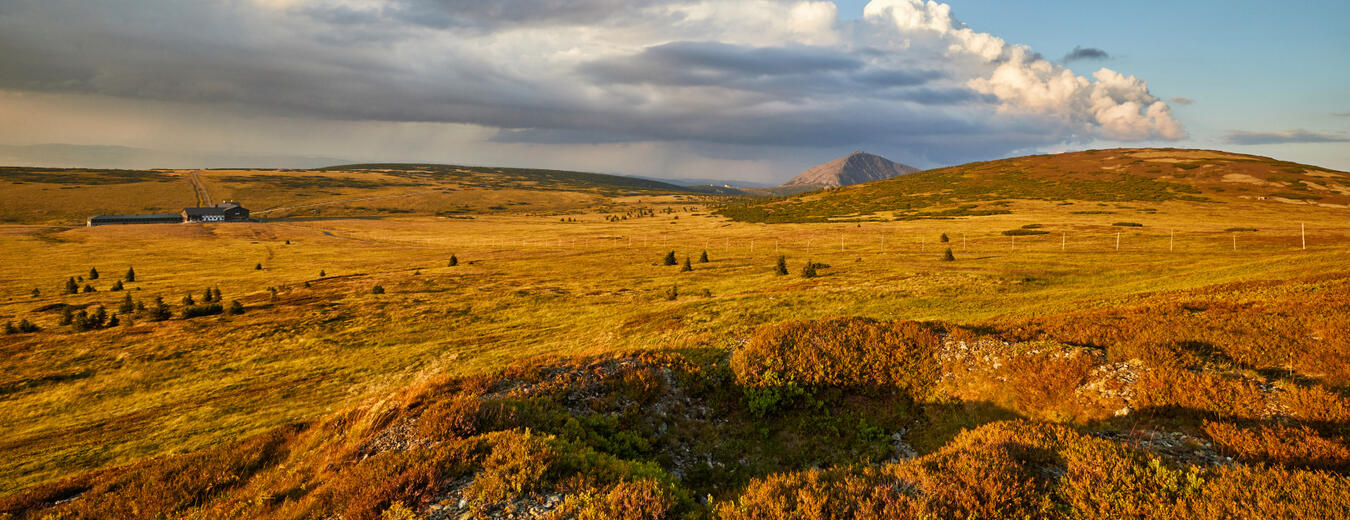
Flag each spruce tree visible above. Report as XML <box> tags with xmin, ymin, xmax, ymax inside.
<box><xmin>119</xmin><ymin>293</ymin><xmax>135</xmax><ymax>314</ymax></box>
<box><xmin>449</xmin><ymin>255</ymin><xmax>458</xmax><ymax>267</ymax></box>
<box><xmin>60</xmin><ymin>307</ymin><xmax>73</xmax><ymax>325</ymax></box>
<box><xmin>319</xmin><ymin>270</ymin><xmax>326</xmax><ymax>277</ymax></box>
<box><xmin>89</xmin><ymin>267</ymin><xmax>99</xmax><ymax>280</ymax></box>
<box><xmin>371</xmin><ymin>285</ymin><xmax>385</xmax><ymax>295</ymax></box>
<box><xmin>942</xmin><ymin>248</ymin><xmax>956</xmax><ymax>262</ymax></box>
<box><xmin>111</xmin><ymin>280</ymin><xmax>123</xmax><ymax>291</ymax></box>
<box><xmin>71</xmin><ymin>310</ymin><xmax>90</xmax><ymax>331</ymax></box>
<box><xmin>31</xmin><ymin>288</ymin><xmax>39</xmax><ymax>297</ymax></box>
<box><xmin>125</xmin><ymin>266</ymin><xmax>136</xmax><ymax>282</ymax></box>
<box><xmin>202</xmin><ymin>287</ymin><xmax>214</xmax><ymax>303</ymax></box>
<box><xmin>699</xmin><ymin>250</ymin><xmax>709</xmax><ymax>263</ymax></box>
<box><xmin>801</xmin><ymin>260</ymin><xmax>818</xmax><ymax>278</ymax></box>
<box><xmin>775</xmin><ymin>255</ymin><xmax>788</xmax><ymax>276</ymax></box>
<box><xmin>681</xmin><ymin>257</ymin><xmax>693</xmax><ymax>272</ymax></box>
<box><xmin>4</xmin><ymin>322</ymin><xmax>15</xmax><ymax>334</ymax></box>
<box><xmin>183</xmin><ymin>294</ymin><xmax>195</xmax><ymax>306</ymax></box>
<box><xmin>663</xmin><ymin>251</ymin><xmax>677</xmax><ymax>266</ymax></box>
<box><xmin>255</xmin><ymin>263</ymin><xmax>263</xmax><ymax>271</ymax></box>
<box><xmin>212</xmin><ymin>287</ymin><xmax>222</xmax><ymax>302</ymax></box>
<box><xmin>82</xmin><ymin>284</ymin><xmax>96</xmax><ymax>293</ymax></box>
<box><xmin>150</xmin><ymin>297</ymin><xmax>171</xmax><ymax>321</ymax></box>
<box><xmin>17</xmin><ymin>319</ymin><xmax>39</xmax><ymax>333</ymax></box>
<box><xmin>228</xmin><ymin>300</ymin><xmax>245</xmax><ymax>315</ymax></box>
<box><xmin>940</xmin><ymin>233</ymin><xmax>950</xmax><ymax>243</ymax></box>
<box><xmin>65</xmin><ymin>277</ymin><xmax>79</xmax><ymax>295</ymax></box>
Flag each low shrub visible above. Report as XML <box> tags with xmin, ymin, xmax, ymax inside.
<box><xmin>181</xmin><ymin>303</ymin><xmax>224</xmax><ymax>319</ymax></box>
<box><xmin>732</xmin><ymin>317</ymin><xmax>941</xmax><ymax>397</ymax></box>
<box><xmin>1002</xmin><ymin>229</ymin><xmax>1049</xmax><ymax>236</ymax></box>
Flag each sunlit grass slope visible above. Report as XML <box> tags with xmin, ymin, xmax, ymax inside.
<box><xmin>0</xmin><ymin>164</ymin><xmax>699</xmax><ymax>225</ymax></box>
<box><xmin>0</xmin><ymin>148</ymin><xmax>1348</xmax><ymax>518</ymax></box>
<box><xmin>718</xmin><ymin>148</ymin><xmax>1350</xmax><ymax>223</ymax></box>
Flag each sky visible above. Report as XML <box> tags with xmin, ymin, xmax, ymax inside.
<box><xmin>0</xmin><ymin>0</ymin><xmax>1346</xmax><ymax>182</ymax></box>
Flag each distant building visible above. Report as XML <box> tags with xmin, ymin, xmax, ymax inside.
<box><xmin>87</xmin><ymin>214</ymin><xmax>184</xmax><ymax>227</ymax></box>
<box><xmin>184</xmin><ymin>201</ymin><xmax>250</xmax><ymax>223</ymax></box>
<box><xmin>88</xmin><ymin>201</ymin><xmax>250</xmax><ymax>227</ymax></box>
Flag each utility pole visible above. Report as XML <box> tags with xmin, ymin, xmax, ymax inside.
<box><xmin>1061</xmin><ymin>232</ymin><xmax>1065</xmax><ymax>252</ymax></box>
<box><xmin>1170</xmin><ymin>229</ymin><xmax>1174</xmax><ymax>252</ymax></box>
<box><xmin>1302</xmin><ymin>222</ymin><xmax>1306</xmax><ymax>250</ymax></box>
<box><xmin>1116</xmin><ymin>232</ymin><xmax>1120</xmax><ymax>252</ymax></box>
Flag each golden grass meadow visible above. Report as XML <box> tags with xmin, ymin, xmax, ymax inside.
<box><xmin>2</xmin><ymin>150</ymin><xmax>1350</xmax><ymax>518</ymax></box>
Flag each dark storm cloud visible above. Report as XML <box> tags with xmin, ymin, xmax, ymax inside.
<box><xmin>1062</xmin><ymin>46</ymin><xmax>1110</xmax><ymax>63</ymax></box>
<box><xmin>0</xmin><ymin>0</ymin><xmax>1179</xmax><ymax>173</ymax></box>
<box><xmin>1224</xmin><ymin>129</ymin><xmax>1350</xmax><ymax>145</ymax></box>
<box><xmin>580</xmin><ymin>41</ymin><xmax>864</xmax><ymax>86</ymax></box>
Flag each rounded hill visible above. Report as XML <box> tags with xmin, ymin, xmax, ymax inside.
<box><xmin>719</xmin><ymin>148</ymin><xmax>1350</xmax><ymax>223</ymax></box>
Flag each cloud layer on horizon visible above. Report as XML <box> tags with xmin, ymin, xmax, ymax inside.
<box><xmin>0</xmin><ymin>0</ymin><xmax>1186</xmax><ymax>171</ymax></box>
<box><xmin>1225</xmin><ymin>129</ymin><xmax>1349</xmax><ymax>145</ymax></box>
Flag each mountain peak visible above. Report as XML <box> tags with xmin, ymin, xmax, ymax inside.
<box><xmin>782</xmin><ymin>152</ymin><xmax>919</xmax><ymax>188</ymax></box>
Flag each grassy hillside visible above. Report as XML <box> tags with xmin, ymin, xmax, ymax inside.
<box><xmin>0</xmin><ymin>164</ymin><xmax>701</xmax><ymax>225</ymax></box>
<box><xmin>718</xmin><ymin>148</ymin><xmax>1350</xmax><ymax>223</ymax></box>
<box><xmin>1</xmin><ymin>149</ymin><xmax>1349</xmax><ymax>518</ymax></box>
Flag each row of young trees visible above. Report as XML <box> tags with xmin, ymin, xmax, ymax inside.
<box><xmin>663</xmin><ymin>247</ymin><xmax>957</xmax><ymax>280</ymax></box>
<box><xmin>45</xmin><ymin>290</ymin><xmax>246</xmax><ymax>333</ymax></box>
<box><xmin>58</xmin><ymin>267</ymin><xmax>136</xmax><ymax>295</ymax></box>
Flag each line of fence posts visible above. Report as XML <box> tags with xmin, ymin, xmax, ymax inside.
<box><xmin>479</xmin><ymin>222</ymin><xmax>1320</xmax><ymax>260</ymax></box>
